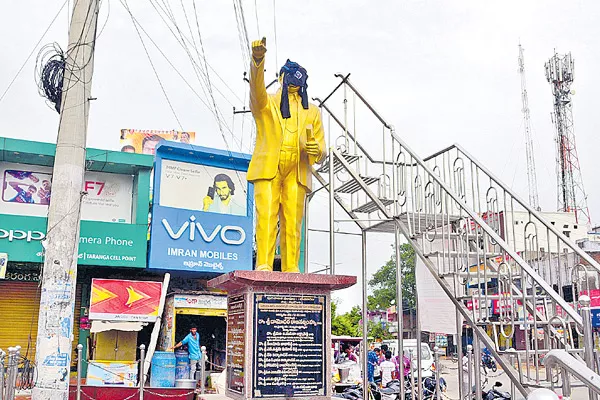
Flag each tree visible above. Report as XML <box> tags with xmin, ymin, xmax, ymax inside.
<box><xmin>331</xmin><ymin>300</ymin><xmax>362</xmax><ymax>337</ymax></box>
<box><xmin>368</xmin><ymin>320</ymin><xmax>394</xmax><ymax>341</ymax></box>
<box><xmin>367</xmin><ymin>243</ymin><xmax>416</xmax><ymax>312</ymax></box>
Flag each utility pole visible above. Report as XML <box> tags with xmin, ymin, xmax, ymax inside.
<box><xmin>518</xmin><ymin>43</ymin><xmax>540</xmax><ymax>211</ymax></box>
<box><xmin>32</xmin><ymin>0</ymin><xmax>99</xmax><ymax>399</ymax></box>
<box><xmin>545</xmin><ymin>50</ymin><xmax>591</xmax><ymax>226</ymax></box>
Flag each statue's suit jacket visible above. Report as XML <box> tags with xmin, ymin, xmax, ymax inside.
<box><xmin>248</xmin><ymin>58</ymin><xmax>326</xmax><ymax>191</ymax></box>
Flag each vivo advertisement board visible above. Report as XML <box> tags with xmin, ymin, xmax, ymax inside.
<box><xmin>148</xmin><ymin>143</ymin><xmax>254</xmax><ymax>273</ymax></box>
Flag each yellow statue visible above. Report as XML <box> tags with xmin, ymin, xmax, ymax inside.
<box><xmin>248</xmin><ymin>37</ymin><xmax>326</xmax><ymax>273</ymax></box>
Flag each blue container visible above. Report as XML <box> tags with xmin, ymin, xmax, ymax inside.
<box><xmin>150</xmin><ymin>351</ymin><xmax>176</xmax><ymax>388</ymax></box>
<box><xmin>175</xmin><ymin>350</ymin><xmax>190</xmax><ymax>380</ymax></box>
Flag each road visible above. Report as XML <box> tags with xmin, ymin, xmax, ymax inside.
<box><xmin>437</xmin><ymin>358</ymin><xmax>589</xmax><ymax>399</ymax></box>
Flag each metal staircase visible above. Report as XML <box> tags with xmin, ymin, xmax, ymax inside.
<box><xmin>311</xmin><ymin>74</ymin><xmax>600</xmax><ymax>399</ymax></box>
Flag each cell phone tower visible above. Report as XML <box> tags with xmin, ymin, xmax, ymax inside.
<box><xmin>518</xmin><ymin>44</ymin><xmax>540</xmax><ymax>211</ymax></box>
<box><xmin>545</xmin><ymin>50</ymin><xmax>591</xmax><ymax>226</ymax></box>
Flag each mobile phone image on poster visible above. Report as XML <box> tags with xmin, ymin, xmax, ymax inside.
<box><xmin>2</xmin><ymin>169</ymin><xmax>52</xmax><ymax>205</ymax></box>
<box><xmin>159</xmin><ymin>159</ymin><xmax>247</xmax><ymax>217</ymax></box>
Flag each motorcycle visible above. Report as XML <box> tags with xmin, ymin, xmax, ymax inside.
<box><xmin>482</xmin><ymin>381</ymin><xmax>511</xmax><ymax>400</ymax></box>
<box><xmin>422</xmin><ymin>376</ymin><xmax>447</xmax><ymax>400</ymax></box>
<box><xmin>482</xmin><ymin>352</ymin><xmax>497</xmax><ymax>373</ymax></box>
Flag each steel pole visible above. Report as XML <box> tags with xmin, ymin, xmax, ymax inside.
<box><xmin>0</xmin><ymin>349</ymin><xmax>5</xmax><ymax>400</ymax></box>
<box><xmin>361</xmin><ymin>231</ymin><xmax>369</xmax><ymax>400</ymax></box>
<box><xmin>394</xmin><ymin>224</ymin><xmax>405</xmax><ymax>400</ymax></box>
<box><xmin>467</xmin><ymin>345</ymin><xmax>473</xmax><ymax>400</ymax></box>
<box><xmin>579</xmin><ymin>295</ymin><xmax>598</xmax><ymax>400</ymax></box>
<box><xmin>5</xmin><ymin>348</ymin><xmax>16</xmax><ymax>400</ymax></box>
<box><xmin>433</xmin><ymin>347</ymin><xmax>441</xmax><ymax>400</ymax></box>
<box><xmin>76</xmin><ymin>344</ymin><xmax>83</xmax><ymax>400</ymax></box>
<box><xmin>139</xmin><ymin>344</ymin><xmax>146</xmax><ymax>400</ymax></box>
<box><xmin>200</xmin><ymin>346</ymin><xmax>207</xmax><ymax>394</ymax></box>
<box><xmin>329</xmin><ymin>149</ymin><xmax>335</xmax><ymax>275</ymax></box>
<box><xmin>32</xmin><ymin>0</ymin><xmax>99</xmax><ymax>398</ymax></box>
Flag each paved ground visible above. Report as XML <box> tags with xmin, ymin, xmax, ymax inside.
<box><xmin>438</xmin><ymin>358</ymin><xmax>589</xmax><ymax>400</ymax></box>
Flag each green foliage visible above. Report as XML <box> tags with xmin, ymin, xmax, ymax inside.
<box><xmin>368</xmin><ymin>320</ymin><xmax>394</xmax><ymax>341</ymax></box>
<box><xmin>367</xmin><ymin>243</ymin><xmax>416</xmax><ymax>311</ymax></box>
<box><xmin>331</xmin><ymin>300</ymin><xmax>361</xmax><ymax>337</ymax></box>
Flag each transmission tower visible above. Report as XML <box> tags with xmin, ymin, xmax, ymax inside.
<box><xmin>518</xmin><ymin>44</ymin><xmax>540</xmax><ymax>211</ymax></box>
<box><xmin>544</xmin><ymin>50</ymin><xmax>591</xmax><ymax>226</ymax></box>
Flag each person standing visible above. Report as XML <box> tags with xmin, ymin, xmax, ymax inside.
<box><xmin>367</xmin><ymin>348</ymin><xmax>380</xmax><ymax>383</ymax></box>
<box><xmin>170</xmin><ymin>326</ymin><xmax>202</xmax><ymax>380</ymax></box>
<box><xmin>380</xmin><ymin>351</ymin><xmax>396</xmax><ymax>387</ymax></box>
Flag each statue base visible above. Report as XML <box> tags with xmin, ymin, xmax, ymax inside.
<box><xmin>207</xmin><ymin>270</ymin><xmax>357</xmax><ymax>400</ymax></box>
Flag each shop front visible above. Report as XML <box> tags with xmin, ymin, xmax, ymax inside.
<box><xmin>158</xmin><ymin>293</ymin><xmax>228</xmax><ymax>372</ymax></box>
<box><xmin>0</xmin><ymin>137</ymin><xmax>152</xmax><ymax>372</ymax></box>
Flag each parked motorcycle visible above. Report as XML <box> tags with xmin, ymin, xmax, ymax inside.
<box><xmin>422</xmin><ymin>376</ymin><xmax>447</xmax><ymax>400</ymax></box>
<box><xmin>475</xmin><ymin>381</ymin><xmax>511</xmax><ymax>400</ymax></box>
<box><xmin>482</xmin><ymin>352</ymin><xmax>497</xmax><ymax>373</ymax></box>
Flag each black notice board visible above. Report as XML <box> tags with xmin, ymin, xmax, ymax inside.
<box><xmin>227</xmin><ymin>294</ymin><xmax>246</xmax><ymax>394</ymax></box>
<box><xmin>253</xmin><ymin>293</ymin><xmax>326</xmax><ymax>398</ymax></box>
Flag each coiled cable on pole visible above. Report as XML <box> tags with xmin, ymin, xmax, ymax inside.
<box><xmin>35</xmin><ymin>42</ymin><xmax>66</xmax><ymax>113</ymax></box>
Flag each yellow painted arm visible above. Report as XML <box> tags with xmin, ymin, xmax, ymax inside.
<box><xmin>250</xmin><ymin>57</ymin><xmax>268</xmax><ymax>112</ymax></box>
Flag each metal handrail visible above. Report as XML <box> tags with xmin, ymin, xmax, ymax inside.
<box><xmin>428</xmin><ymin>142</ymin><xmax>600</xmax><ymax>276</ymax></box>
<box><xmin>386</xmin><ymin>131</ymin><xmax>582</xmax><ymax>326</ymax></box>
<box><xmin>326</xmin><ymin>75</ymin><xmax>582</xmax><ymax>326</ymax></box>
<box><xmin>543</xmin><ymin>349</ymin><xmax>600</xmax><ymax>395</ymax></box>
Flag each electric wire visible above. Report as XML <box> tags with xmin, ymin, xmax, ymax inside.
<box><xmin>35</xmin><ymin>43</ymin><xmax>66</xmax><ymax>113</ymax></box>
<box><xmin>120</xmin><ymin>0</ymin><xmax>184</xmax><ymax>130</ymax></box>
<box><xmin>272</xmin><ymin>0</ymin><xmax>279</xmax><ymax>73</ymax></box>
<box><xmin>254</xmin><ymin>0</ymin><xmax>260</xmax><ymax>36</ymax></box>
<box><xmin>122</xmin><ymin>1</ymin><xmax>251</xmax><ymax>154</ymax></box>
<box><xmin>149</xmin><ymin>0</ymin><xmax>255</xmax><ymax>151</ymax></box>
<box><xmin>0</xmin><ymin>0</ymin><xmax>69</xmax><ymax>104</ymax></box>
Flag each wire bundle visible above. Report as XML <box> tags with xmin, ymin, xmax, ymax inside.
<box><xmin>35</xmin><ymin>43</ymin><xmax>66</xmax><ymax>113</ymax></box>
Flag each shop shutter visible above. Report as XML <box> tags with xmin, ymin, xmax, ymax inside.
<box><xmin>0</xmin><ymin>281</ymin><xmax>82</xmax><ymax>362</ymax></box>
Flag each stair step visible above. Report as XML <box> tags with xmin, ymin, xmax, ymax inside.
<box><xmin>365</xmin><ymin>212</ymin><xmax>462</xmax><ymax>233</ymax></box>
<box><xmin>317</xmin><ymin>153</ymin><xmax>360</xmax><ymax>174</ymax></box>
<box><xmin>425</xmin><ymin>251</ymin><xmax>503</xmax><ymax>259</ymax></box>
<box><xmin>335</xmin><ymin>175</ymin><xmax>379</xmax><ymax>194</ymax></box>
<box><xmin>352</xmin><ymin>198</ymin><xmax>394</xmax><ymax>213</ymax></box>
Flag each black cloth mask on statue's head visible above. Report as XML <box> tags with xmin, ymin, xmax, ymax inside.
<box><xmin>279</xmin><ymin>59</ymin><xmax>309</xmax><ymax>119</ymax></box>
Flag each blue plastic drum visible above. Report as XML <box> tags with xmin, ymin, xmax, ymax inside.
<box><xmin>150</xmin><ymin>351</ymin><xmax>176</xmax><ymax>387</ymax></box>
<box><xmin>175</xmin><ymin>349</ymin><xmax>191</xmax><ymax>380</ymax></box>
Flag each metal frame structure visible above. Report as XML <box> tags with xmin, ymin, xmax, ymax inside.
<box><xmin>518</xmin><ymin>43</ymin><xmax>540</xmax><ymax>211</ymax></box>
<box><xmin>545</xmin><ymin>50</ymin><xmax>591</xmax><ymax>226</ymax></box>
<box><xmin>308</xmin><ymin>73</ymin><xmax>600</xmax><ymax>399</ymax></box>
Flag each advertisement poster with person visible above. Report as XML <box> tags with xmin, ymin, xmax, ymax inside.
<box><xmin>159</xmin><ymin>159</ymin><xmax>247</xmax><ymax>217</ymax></box>
<box><xmin>2</xmin><ymin>169</ymin><xmax>52</xmax><ymax>205</ymax></box>
<box><xmin>119</xmin><ymin>129</ymin><xmax>196</xmax><ymax>155</ymax></box>
<box><xmin>0</xmin><ymin>162</ymin><xmax>133</xmax><ymax>222</ymax></box>
<box><xmin>148</xmin><ymin>142</ymin><xmax>253</xmax><ymax>273</ymax></box>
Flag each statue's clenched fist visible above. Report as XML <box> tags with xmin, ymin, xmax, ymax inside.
<box><xmin>252</xmin><ymin>37</ymin><xmax>267</xmax><ymax>62</ymax></box>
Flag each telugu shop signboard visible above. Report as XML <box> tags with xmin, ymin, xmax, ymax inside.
<box><xmin>148</xmin><ymin>142</ymin><xmax>254</xmax><ymax>274</ymax></box>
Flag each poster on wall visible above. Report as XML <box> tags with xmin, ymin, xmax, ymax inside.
<box><xmin>120</xmin><ymin>129</ymin><xmax>196</xmax><ymax>155</ymax></box>
<box><xmin>0</xmin><ymin>162</ymin><xmax>133</xmax><ymax>223</ymax></box>
<box><xmin>89</xmin><ymin>279</ymin><xmax>162</xmax><ymax>322</ymax></box>
<box><xmin>159</xmin><ymin>159</ymin><xmax>248</xmax><ymax>217</ymax></box>
<box><xmin>148</xmin><ymin>142</ymin><xmax>253</xmax><ymax>273</ymax></box>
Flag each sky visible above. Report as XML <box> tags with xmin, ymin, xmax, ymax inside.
<box><xmin>2</xmin><ymin>1</ymin><xmax>600</xmax><ymax>313</ymax></box>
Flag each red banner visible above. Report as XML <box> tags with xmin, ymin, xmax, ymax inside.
<box><xmin>90</xmin><ymin>279</ymin><xmax>162</xmax><ymax>322</ymax></box>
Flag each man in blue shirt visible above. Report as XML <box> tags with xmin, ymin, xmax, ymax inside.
<box><xmin>170</xmin><ymin>325</ymin><xmax>202</xmax><ymax>379</ymax></box>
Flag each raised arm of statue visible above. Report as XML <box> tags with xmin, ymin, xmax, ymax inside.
<box><xmin>250</xmin><ymin>37</ymin><xmax>268</xmax><ymax>112</ymax></box>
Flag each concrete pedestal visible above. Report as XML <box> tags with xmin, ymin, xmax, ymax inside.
<box><xmin>207</xmin><ymin>271</ymin><xmax>356</xmax><ymax>400</ymax></box>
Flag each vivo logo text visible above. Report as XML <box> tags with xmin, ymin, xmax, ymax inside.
<box><xmin>0</xmin><ymin>229</ymin><xmax>45</xmax><ymax>242</ymax></box>
<box><xmin>161</xmin><ymin>216</ymin><xmax>246</xmax><ymax>245</ymax></box>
